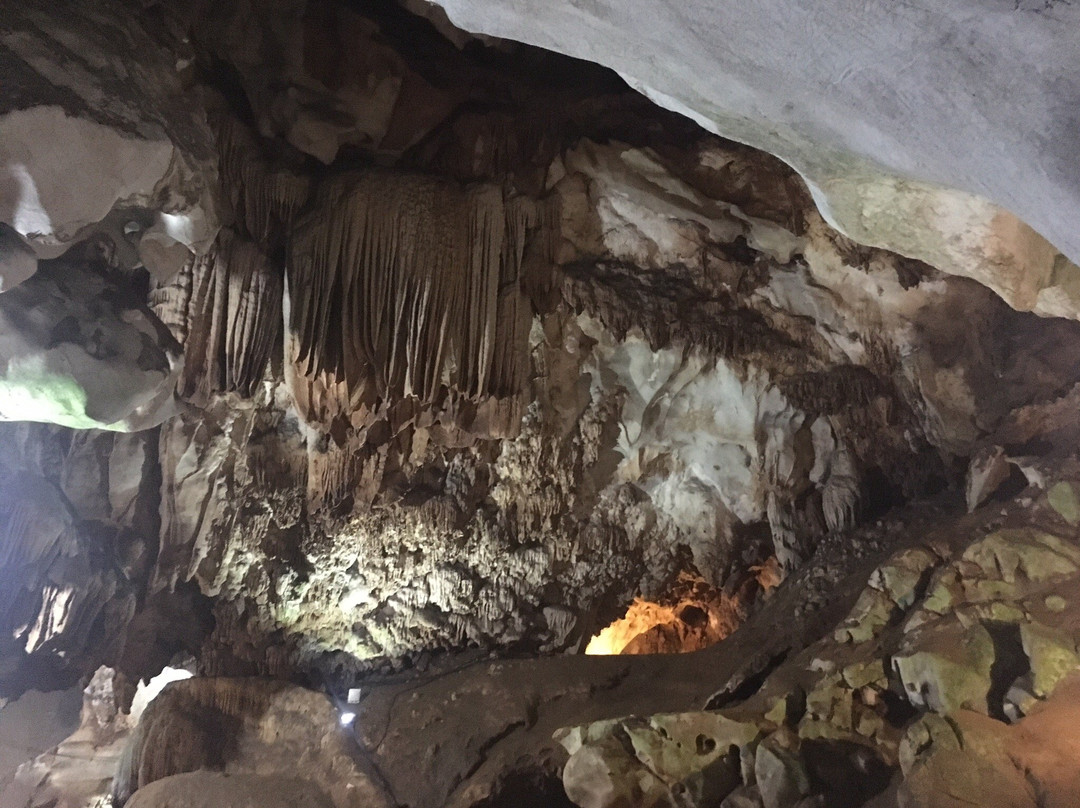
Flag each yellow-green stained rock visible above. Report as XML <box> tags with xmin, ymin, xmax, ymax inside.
<box><xmin>1048</xmin><ymin>482</ymin><xmax>1080</xmax><ymax>526</ymax></box>
<box><xmin>559</xmin><ymin>710</ymin><xmax>763</xmax><ymax>808</ymax></box>
<box><xmin>969</xmin><ymin>578</ymin><xmax>1018</xmax><ymax>602</ymax></box>
<box><xmin>805</xmin><ymin>674</ymin><xmax>843</xmax><ymax>716</ymax></box>
<box><xmin>842</xmin><ymin>658</ymin><xmax>886</xmax><ymax>690</ymax></box>
<box><xmin>979</xmin><ymin>602</ymin><xmax>1025</xmax><ymax>623</ymax></box>
<box><xmin>1020</xmin><ymin>622</ymin><xmax>1080</xmax><ymax>697</ymax></box>
<box><xmin>798</xmin><ymin>717</ymin><xmax>855</xmax><ymax>742</ymax></box>
<box><xmin>835</xmin><ymin>588</ymin><xmax>894</xmax><ymax>644</ymax></box>
<box><xmin>873</xmin><ymin>547</ymin><xmax>938</xmax><ymax>609</ymax></box>
<box><xmin>1044</xmin><ymin>594</ymin><xmax>1068</xmax><ymax>613</ymax></box>
<box><xmin>893</xmin><ymin>619</ymin><xmax>995</xmax><ymax>715</ymax></box>
<box><xmin>962</xmin><ymin>529</ymin><xmax>1080</xmax><ymax>584</ymax></box>
<box><xmin>856</xmin><ymin>711</ymin><xmax>884</xmax><ymax>740</ymax></box>
<box><xmin>764</xmin><ymin>697</ymin><xmax>787</xmax><ymax>725</ymax></box>
<box><xmin>620</xmin><ymin>711</ymin><xmax>762</xmax><ymax>785</ymax></box>
<box><xmin>920</xmin><ymin>570</ymin><xmax>960</xmax><ymax>616</ymax></box>
<box><xmin>899</xmin><ymin>713</ymin><xmax>961</xmax><ymax>775</ymax></box>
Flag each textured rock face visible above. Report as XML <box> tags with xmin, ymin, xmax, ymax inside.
<box><xmin>0</xmin><ymin>1</ymin><xmax>219</xmax><ymax>261</ymax></box>
<box><xmin>0</xmin><ymin>0</ymin><xmax>1078</xmax><ymax>682</ymax></box>
<box><xmin>0</xmin><ymin>250</ymin><xmax>183</xmax><ymax>430</ymax></box>
<box><xmin>427</xmin><ymin>0</ymin><xmax>1080</xmax><ymax>319</ymax></box>
<box><xmin>555</xmin><ymin>462</ymin><xmax>1080</xmax><ymax>808</ymax></box>
<box><xmin>60</xmin><ymin>455</ymin><xmax>1070</xmax><ymax>808</ymax></box>
<box><xmin>3</xmin><ymin>667</ymin><xmax>136</xmax><ymax>808</ymax></box>
<box><xmin>125</xmin><ymin>772</ymin><xmax>337</xmax><ymax>808</ymax></box>
<box><xmin>0</xmin><ymin>2</ymin><xmax>1079</xmax><ymax>808</ymax></box>
<box><xmin>113</xmin><ymin>678</ymin><xmax>390</xmax><ymax>808</ymax></box>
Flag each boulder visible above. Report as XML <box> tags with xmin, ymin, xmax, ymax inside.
<box><xmin>125</xmin><ymin>772</ymin><xmax>335</xmax><ymax>808</ymax></box>
<box><xmin>892</xmin><ymin>619</ymin><xmax>995</xmax><ymax>715</ymax></box>
<box><xmin>113</xmin><ymin>678</ymin><xmax>391</xmax><ymax>808</ymax></box>
<box><xmin>754</xmin><ymin>733</ymin><xmax>811</xmax><ymax>808</ymax></box>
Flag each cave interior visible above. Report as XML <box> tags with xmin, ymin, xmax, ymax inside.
<box><xmin>1</xmin><ymin>1</ymin><xmax>1080</xmax><ymax>807</ymax></box>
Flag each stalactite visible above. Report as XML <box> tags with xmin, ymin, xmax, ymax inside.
<box><xmin>286</xmin><ymin>170</ymin><xmax>554</xmax><ymax>435</ymax></box>
<box><xmin>777</xmin><ymin>365</ymin><xmax>885</xmax><ymax>416</ymax></box>
<box><xmin>213</xmin><ymin>114</ymin><xmax>312</xmax><ymax>244</ymax></box>
<box><xmin>557</xmin><ymin>260</ymin><xmax>798</xmax><ymax>363</ymax></box>
<box><xmin>153</xmin><ymin>230</ymin><xmax>282</xmax><ymax>407</ymax></box>
<box><xmin>408</xmin><ymin>111</ymin><xmax>561</xmax><ymax>189</ymax></box>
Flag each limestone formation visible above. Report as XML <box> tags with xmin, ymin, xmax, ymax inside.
<box><xmin>427</xmin><ymin>0</ymin><xmax>1080</xmax><ymax>318</ymax></box>
<box><xmin>113</xmin><ymin>678</ymin><xmax>390</xmax><ymax>808</ymax></box>
<box><xmin>286</xmin><ymin>170</ymin><xmax>550</xmax><ymax>431</ymax></box>
<box><xmin>125</xmin><ymin>773</ymin><xmax>337</xmax><ymax>808</ymax></box>
<box><xmin>0</xmin><ymin>250</ymin><xmax>182</xmax><ymax>430</ymax></box>
<box><xmin>0</xmin><ymin>2</ymin><xmax>1078</xmax><ymax>808</ymax></box>
<box><xmin>0</xmin><ymin>2</ymin><xmax>219</xmax><ymax>260</ymax></box>
<box><xmin>554</xmin><ymin>469</ymin><xmax>1080</xmax><ymax>808</ymax></box>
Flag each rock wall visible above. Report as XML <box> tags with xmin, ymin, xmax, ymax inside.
<box><xmin>426</xmin><ymin>0</ymin><xmax>1080</xmax><ymax>319</ymax></box>
<box><xmin>1</xmin><ymin>0</ymin><xmax>1079</xmax><ymax>690</ymax></box>
<box><xmin>0</xmin><ymin>2</ymin><xmax>1079</xmax><ymax>807</ymax></box>
<box><xmin>557</xmin><ymin>468</ymin><xmax>1080</xmax><ymax>808</ymax></box>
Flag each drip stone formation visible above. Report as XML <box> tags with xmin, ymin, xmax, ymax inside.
<box><xmin>1</xmin><ymin>1</ymin><xmax>1080</xmax><ymax>807</ymax></box>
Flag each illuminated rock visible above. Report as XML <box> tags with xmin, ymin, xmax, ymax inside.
<box><xmin>0</xmin><ymin>249</ymin><xmax>181</xmax><ymax>431</ymax></box>
<box><xmin>113</xmin><ymin>678</ymin><xmax>391</xmax><ymax>808</ymax></box>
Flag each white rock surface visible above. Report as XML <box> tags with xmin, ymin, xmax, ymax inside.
<box><xmin>0</xmin><ymin>2</ymin><xmax>220</xmax><ymax>272</ymax></box>
<box><xmin>0</xmin><ymin>257</ymin><xmax>182</xmax><ymax>430</ymax></box>
<box><xmin>0</xmin><ymin>107</ymin><xmax>176</xmax><ymax>256</ymax></box>
<box><xmin>0</xmin><ymin>226</ymin><xmax>36</xmax><ymax>292</ymax></box>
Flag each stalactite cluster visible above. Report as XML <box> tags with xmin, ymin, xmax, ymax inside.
<box><xmin>214</xmin><ymin>114</ymin><xmax>312</xmax><ymax>245</ymax></box>
<box><xmin>286</xmin><ymin>170</ymin><xmax>555</xmax><ymax>433</ymax></box>
<box><xmin>154</xmin><ymin>230</ymin><xmax>283</xmax><ymax>406</ymax></box>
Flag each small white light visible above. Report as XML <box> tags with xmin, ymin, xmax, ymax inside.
<box><xmin>347</xmin><ymin>688</ymin><xmax>362</xmax><ymax>704</ymax></box>
<box><xmin>339</xmin><ymin>711</ymin><xmax>356</xmax><ymax>727</ymax></box>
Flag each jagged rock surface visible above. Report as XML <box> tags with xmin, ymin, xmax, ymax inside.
<box><xmin>125</xmin><ymin>772</ymin><xmax>337</xmax><ymax>808</ymax></box>
<box><xmin>0</xmin><ymin>250</ymin><xmax>183</xmax><ymax>430</ymax></box>
<box><xmin>12</xmin><ymin>459</ymin><xmax>1079</xmax><ymax>808</ymax></box>
<box><xmin>0</xmin><ymin>3</ymin><xmax>1079</xmax><ymax>808</ymax></box>
<box><xmin>1</xmin><ymin>0</ymin><xmax>1079</xmax><ymax>688</ymax></box>
<box><xmin>0</xmin><ymin>1</ymin><xmax>219</xmax><ymax>261</ymax></box>
<box><xmin>556</xmin><ymin>461</ymin><xmax>1080</xmax><ymax>808</ymax></box>
<box><xmin>428</xmin><ymin>0</ymin><xmax>1080</xmax><ymax>319</ymax></box>
<box><xmin>113</xmin><ymin>678</ymin><xmax>390</xmax><ymax>808</ymax></box>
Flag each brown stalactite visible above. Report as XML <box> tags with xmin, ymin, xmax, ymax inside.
<box><xmin>285</xmin><ymin>170</ymin><xmax>555</xmax><ymax>434</ymax></box>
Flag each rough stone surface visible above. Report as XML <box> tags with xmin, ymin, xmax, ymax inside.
<box><xmin>0</xmin><ymin>251</ymin><xmax>182</xmax><ymax>430</ymax></box>
<box><xmin>113</xmin><ymin>678</ymin><xmax>390</xmax><ymax>808</ymax></box>
<box><xmin>0</xmin><ymin>1</ymin><xmax>219</xmax><ymax>260</ymax></box>
<box><xmin>125</xmin><ymin>772</ymin><xmax>336</xmax><ymax>808</ymax></box>
<box><xmin>428</xmin><ymin>0</ymin><xmax>1080</xmax><ymax>318</ymax></box>
<box><xmin>2</xmin><ymin>667</ymin><xmax>135</xmax><ymax>808</ymax></box>
<box><xmin>0</xmin><ymin>225</ymin><xmax>36</xmax><ymax>293</ymax></box>
<box><xmin>0</xmin><ymin>3</ymin><xmax>1079</xmax><ymax>808</ymax></box>
<box><xmin>553</xmin><ymin>467</ymin><xmax>1080</xmax><ymax>808</ymax></box>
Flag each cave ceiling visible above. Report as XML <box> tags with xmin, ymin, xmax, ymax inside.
<box><xmin>1</xmin><ymin>1</ymin><xmax>1080</xmax><ymax>807</ymax></box>
<box><xmin>1</xmin><ymin>0</ymin><xmax>1079</xmax><ymax>682</ymax></box>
